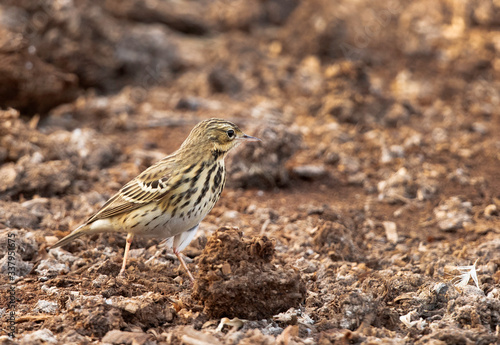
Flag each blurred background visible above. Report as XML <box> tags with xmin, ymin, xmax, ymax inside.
<box><xmin>0</xmin><ymin>0</ymin><xmax>499</xmax><ymax>343</ymax></box>
<box><xmin>2</xmin><ymin>0</ymin><xmax>499</xmax><ymax>118</ymax></box>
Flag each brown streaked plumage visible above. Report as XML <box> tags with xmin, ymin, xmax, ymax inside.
<box><xmin>50</xmin><ymin>118</ymin><xmax>260</xmax><ymax>280</ymax></box>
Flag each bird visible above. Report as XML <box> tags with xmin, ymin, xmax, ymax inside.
<box><xmin>50</xmin><ymin>118</ymin><xmax>260</xmax><ymax>281</ymax></box>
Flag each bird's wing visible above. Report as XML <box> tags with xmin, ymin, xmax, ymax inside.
<box><xmin>86</xmin><ymin>162</ymin><xmax>174</xmax><ymax>223</ymax></box>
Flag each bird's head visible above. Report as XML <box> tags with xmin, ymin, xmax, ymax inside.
<box><xmin>181</xmin><ymin>118</ymin><xmax>260</xmax><ymax>160</ymax></box>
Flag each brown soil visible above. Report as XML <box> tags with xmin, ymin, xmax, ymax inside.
<box><xmin>0</xmin><ymin>0</ymin><xmax>499</xmax><ymax>344</ymax></box>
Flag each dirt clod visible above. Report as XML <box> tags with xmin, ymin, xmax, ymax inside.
<box><xmin>192</xmin><ymin>227</ymin><xmax>306</xmax><ymax>320</ymax></box>
<box><xmin>313</xmin><ymin>221</ymin><xmax>364</xmax><ymax>262</ymax></box>
<box><xmin>228</xmin><ymin>123</ymin><xmax>302</xmax><ymax>188</ymax></box>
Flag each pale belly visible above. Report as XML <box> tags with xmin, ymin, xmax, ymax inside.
<box><xmin>116</xmin><ymin>196</ymin><xmax>216</xmax><ymax>238</ymax></box>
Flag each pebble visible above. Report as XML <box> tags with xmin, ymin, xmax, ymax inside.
<box><xmin>50</xmin><ymin>248</ymin><xmax>79</xmax><ymax>265</ymax></box>
<box><xmin>41</xmin><ymin>285</ymin><xmax>59</xmax><ymax>296</ymax></box>
<box><xmin>348</xmin><ymin>172</ymin><xmax>366</xmax><ymax>185</ymax></box>
<box><xmin>292</xmin><ymin>165</ymin><xmax>327</xmax><ymax>180</ymax></box>
<box><xmin>0</xmin><ymin>164</ymin><xmax>17</xmax><ymax>192</ymax></box>
<box><xmin>92</xmin><ymin>274</ymin><xmax>109</xmax><ymax>288</ymax></box>
<box><xmin>179</xmin><ymin>326</ymin><xmax>221</xmax><ymax>345</ymax></box>
<box><xmin>433</xmin><ymin>197</ymin><xmax>472</xmax><ymax>231</ymax></box>
<box><xmin>101</xmin><ymin>330</ymin><xmax>153</xmax><ymax>345</ymax></box>
<box><xmin>35</xmin><ymin>259</ymin><xmax>69</xmax><ymax>277</ymax></box>
<box><xmin>246</xmin><ymin>204</ymin><xmax>257</xmax><ymax>214</ymax></box>
<box><xmin>34</xmin><ymin>300</ymin><xmax>58</xmax><ymax>314</ymax></box>
<box><xmin>471</xmin><ymin>122</ymin><xmax>488</xmax><ymax>134</ymax></box>
<box><xmin>377</xmin><ymin>167</ymin><xmax>411</xmax><ymax>203</ymax></box>
<box><xmin>221</xmin><ymin>210</ymin><xmax>239</xmax><ymax>222</ymax></box>
<box><xmin>20</xmin><ymin>329</ymin><xmax>57</xmax><ymax>344</ymax></box>
<box><xmin>383</xmin><ymin>221</ymin><xmax>398</xmax><ymax>244</ymax></box>
<box><xmin>484</xmin><ymin>204</ymin><xmax>497</xmax><ymax>218</ymax></box>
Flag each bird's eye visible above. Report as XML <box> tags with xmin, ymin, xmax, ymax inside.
<box><xmin>227</xmin><ymin>129</ymin><xmax>235</xmax><ymax>139</ymax></box>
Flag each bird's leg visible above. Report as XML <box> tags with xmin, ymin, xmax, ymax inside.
<box><xmin>119</xmin><ymin>233</ymin><xmax>134</xmax><ymax>276</ymax></box>
<box><xmin>173</xmin><ymin>247</ymin><xmax>195</xmax><ymax>282</ymax></box>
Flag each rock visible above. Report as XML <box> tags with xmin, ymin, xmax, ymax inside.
<box><xmin>49</xmin><ymin>248</ymin><xmax>80</xmax><ymax>266</ymax></box>
<box><xmin>339</xmin><ymin>154</ymin><xmax>361</xmax><ymax>174</ymax></box>
<box><xmin>102</xmin><ymin>330</ymin><xmax>153</xmax><ymax>345</ymax></box>
<box><xmin>434</xmin><ymin>197</ymin><xmax>473</xmax><ymax>231</ymax></box>
<box><xmin>377</xmin><ymin>167</ymin><xmax>434</xmax><ymax>204</ymax></box>
<box><xmin>178</xmin><ymin>326</ymin><xmax>222</xmax><ymax>345</ymax></box>
<box><xmin>34</xmin><ymin>300</ymin><xmax>58</xmax><ymax>314</ymax></box>
<box><xmin>471</xmin><ymin>122</ymin><xmax>488</xmax><ymax>135</ymax></box>
<box><xmin>348</xmin><ymin>172</ymin><xmax>366</xmax><ymax>186</ymax></box>
<box><xmin>0</xmin><ymin>164</ymin><xmax>17</xmax><ymax>191</ymax></box>
<box><xmin>295</xmin><ymin>55</ymin><xmax>324</xmax><ymax>95</ymax></box>
<box><xmin>59</xmin><ymin>330</ymin><xmax>92</xmax><ymax>345</ymax></box>
<box><xmin>292</xmin><ymin>165</ymin><xmax>327</xmax><ymax>180</ymax></box>
<box><xmin>380</xmin><ymin>144</ymin><xmax>405</xmax><ymax>164</ymax></box>
<box><xmin>221</xmin><ymin>210</ymin><xmax>240</xmax><ymax>222</ymax></box>
<box><xmin>383</xmin><ymin>221</ymin><xmax>398</xmax><ymax>244</ymax></box>
<box><xmin>35</xmin><ymin>259</ymin><xmax>69</xmax><ymax>278</ymax></box>
<box><xmin>20</xmin><ymin>329</ymin><xmax>57</xmax><ymax>345</ymax></box>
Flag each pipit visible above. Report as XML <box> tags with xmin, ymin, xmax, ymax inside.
<box><xmin>50</xmin><ymin>118</ymin><xmax>259</xmax><ymax>280</ymax></box>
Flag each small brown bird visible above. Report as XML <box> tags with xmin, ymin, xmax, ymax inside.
<box><xmin>50</xmin><ymin>118</ymin><xmax>259</xmax><ymax>280</ymax></box>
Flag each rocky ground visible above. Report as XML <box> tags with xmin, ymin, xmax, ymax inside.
<box><xmin>0</xmin><ymin>0</ymin><xmax>499</xmax><ymax>344</ymax></box>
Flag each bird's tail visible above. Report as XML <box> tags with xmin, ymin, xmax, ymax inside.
<box><xmin>50</xmin><ymin>224</ymin><xmax>90</xmax><ymax>249</ymax></box>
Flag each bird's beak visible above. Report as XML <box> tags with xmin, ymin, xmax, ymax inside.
<box><xmin>238</xmin><ymin>134</ymin><xmax>261</xmax><ymax>142</ymax></box>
